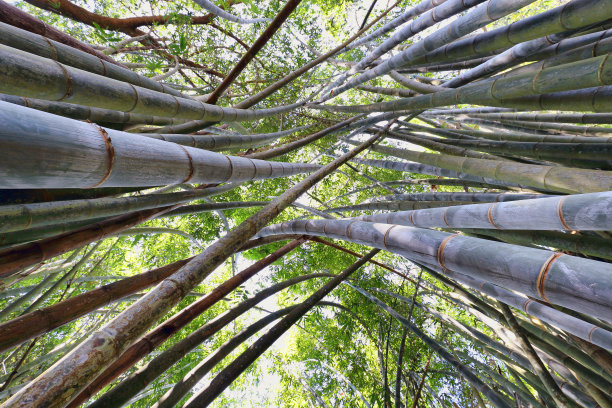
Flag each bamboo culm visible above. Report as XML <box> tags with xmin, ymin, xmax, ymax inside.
<box><xmin>0</xmin><ymin>101</ymin><xmax>320</xmax><ymax>189</ymax></box>
<box><xmin>257</xmin><ymin>219</ymin><xmax>612</xmax><ymax>320</ymax></box>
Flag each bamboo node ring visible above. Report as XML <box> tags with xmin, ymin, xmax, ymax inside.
<box><xmin>87</xmin><ymin>123</ymin><xmax>115</xmax><ymax>189</ymax></box>
<box><xmin>382</xmin><ymin>224</ymin><xmax>397</xmax><ymax>250</ymax></box>
<box><xmin>588</xmin><ymin>325</ymin><xmax>600</xmax><ymax>342</ymax></box>
<box><xmin>177</xmin><ymin>146</ymin><xmax>195</xmax><ymax>184</ymax></box>
<box><xmin>437</xmin><ymin>234</ymin><xmax>459</xmax><ymax>271</ymax></box>
<box><xmin>536</xmin><ymin>252</ymin><xmax>564</xmax><ymax>302</ymax></box>
<box><xmin>556</xmin><ymin>196</ymin><xmax>573</xmax><ymax>231</ymax></box>
<box><xmin>53</xmin><ymin>61</ymin><xmax>73</xmax><ymax>101</ymax></box>
<box><xmin>487</xmin><ymin>203</ymin><xmax>501</xmax><ymax>230</ymax></box>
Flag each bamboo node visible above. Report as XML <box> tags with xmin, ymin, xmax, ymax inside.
<box><xmin>53</xmin><ymin>61</ymin><xmax>73</xmax><ymax>101</ymax></box>
<box><xmin>43</xmin><ymin>38</ymin><xmax>58</xmax><ymax>61</ymax></box>
<box><xmin>556</xmin><ymin>196</ymin><xmax>574</xmax><ymax>231</ymax></box>
<box><xmin>381</xmin><ymin>224</ymin><xmax>397</xmax><ymax>250</ymax></box>
<box><xmin>177</xmin><ymin>146</ymin><xmax>194</xmax><ymax>183</ymax></box>
<box><xmin>126</xmin><ymin>84</ymin><xmax>140</xmax><ymax>112</ymax></box>
<box><xmin>224</xmin><ymin>155</ymin><xmax>234</xmax><ymax>182</ymax></box>
<box><xmin>536</xmin><ymin>252</ymin><xmax>564</xmax><ymax>302</ymax></box>
<box><xmin>486</xmin><ymin>203</ymin><xmax>501</xmax><ymax>230</ymax></box>
<box><xmin>522</xmin><ymin>299</ymin><xmax>533</xmax><ymax>314</ymax></box>
<box><xmin>437</xmin><ymin>234</ymin><xmax>459</xmax><ymax>271</ymax></box>
<box><xmin>442</xmin><ymin>208</ymin><xmax>451</xmax><ymax>228</ymax></box>
<box><xmin>87</xmin><ymin>123</ymin><xmax>115</xmax><ymax>188</ymax></box>
<box><xmin>588</xmin><ymin>325</ymin><xmax>600</xmax><ymax>342</ymax></box>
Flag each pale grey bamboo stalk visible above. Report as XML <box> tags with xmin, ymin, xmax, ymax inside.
<box><xmin>369</xmin><ymin>192</ymin><xmax>548</xmax><ymax>203</ymax></box>
<box><xmin>350</xmin><ymin>157</ymin><xmax>524</xmax><ymax>189</ymax></box>
<box><xmin>414</xmin><ymin>127</ymin><xmax>612</xmax><ymax>144</ymax></box>
<box><xmin>342</xmin><ymin>0</ymin><xmax>447</xmax><ymax>52</ymax></box>
<box><xmin>325</xmin><ymin>0</ymin><xmax>537</xmax><ymax>98</ymax></box>
<box><xmin>416</xmin><ymin>264</ymin><xmax>612</xmax><ymax>353</ymax></box>
<box><xmin>326</xmin><ymin>179</ymin><xmax>515</xmax><ymax>205</ymax></box>
<box><xmin>0</xmin><ymin>124</ymin><xmax>385</xmax><ymax>408</ymax></box>
<box><xmin>192</xmin><ymin>0</ymin><xmax>271</xmax><ymax>24</ymax></box>
<box><xmin>257</xmin><ymin>219</ymin><xmax>612</xmax><ymax>320</ymax></box>
<box><xmin>0</xmin><ymin>22</ymin><xmax>185</xmax><ymax>98</ymax></box>
<box><xmin>388</xmin><ymin>71</ymin><xmax>445</xmax><ymax>94</ymax></box>
<box><xmin>351</xmin><ymin>192</ymin><xmax>612</xmax><ymax>231</ymax></box>
<box><xmin>0</xmin><ymin>44</ymin><xmax>308</xmax><ymax>122</ymax></box>
<box><xmin>0</xmin><ymin>101</ymin><xmax>319</xmax><ymax>189</ymax></box>
<box><xmin>323</xmin><ymin>0</ymin><xmax>479</xmax><ymax>95</ymax></box>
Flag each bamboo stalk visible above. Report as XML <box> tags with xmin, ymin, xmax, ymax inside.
<box><xmin>349</xmin><ymin>284</ymin><xmax>512</xmax><ymax>408</ymax></box>
<box><xmin>352</xmin><ymin>192</ymin><xmax>612</xmax><ymax>231</ymax></box>
<box><xmin>0</xmin><ymin>125</ymin><xmax>386</xmax><ymax>408</ymax></box>
<box><xmin>0</xmin><ymin>101</ymin><xmax>319</xmax><ymax>189</ymax></box>
<box><xmin>181</xmin><ymin>249</ymin><xmax>380</xmax><ymax>408</ymax></box>
<box><xmin>66</xmin><ymin>239</ymin><xmax>306</xmax><ymax>408</ymax></box>
<box><xmin>257</xmin><ymin>219</ymin><xmax>612</xmax><ymax>320</ymax></box>
<box><xmin>87</xmin><ymin>271</ymin><xmax>335</xmax><ymax>408</ymax></box>
<box><xmin>0</xmin><ymin>44</ymin><xmax>309</xmax><ymax>121</ymax></box>
<box><xmin>361</xmin><ymin>144</ymin><xmax>612</xmax><ymax>193</ymax></box>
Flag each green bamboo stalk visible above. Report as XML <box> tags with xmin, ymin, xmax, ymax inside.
<box><xmin>0</xmin><ymin>201</ymin><xmax>268</xmax><ymax>248</ymax></box>
<box><xmin>348</xmin><ymin>284</ymin><xmax>512</xmax><ymax>408</ymax></box>
<box><xmin>181</xmin><ymin>249</ymin><xmax>379</xmax><ymax>408</ymax></box>
<box><xmin>0</xmin><ymin>93</ymin><xmax>184</xmax><ymax>126</ymax></box>
<box><xmin>370</xmin><ymin>192</ymin><xmax>546</xmax><ymax>203</ymax></box>
<box><xmin>0</xmin><ymin>22</ymin><xmax>185</xmax><ymax>97</ymax></box>
<box><xmin>350</xmin><ymin>157</ymin><xmax>522</xmax><ymax>189</ymax></box>
<box><xmin>465</xmin><ymin>112</ymin><xmax>612</xmax><ymax>125</ymax></box>
<box><xmin>361</xmin><ymin>144</ymin><xmax>612</xmax><ymax>193</ymax></box>
<box><xmin>311</xmin><ymin>55</ymin><xmax>612</xmax><ymax>116</ymax></box>
<box><xmin>0</xmin><ymin>44</ymin><xmax>308</xmax><ymax>122</ymax></box>
<box><xmin>143</xmin><ymin>125</ymin><xmax>314</xmax><ymax>151</ymax></box>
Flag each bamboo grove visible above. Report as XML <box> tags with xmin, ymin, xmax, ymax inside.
<box><xmin>0</xmin><ymin>0</ymin><xmax>611</xmax><ymax>406</ymax></box>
